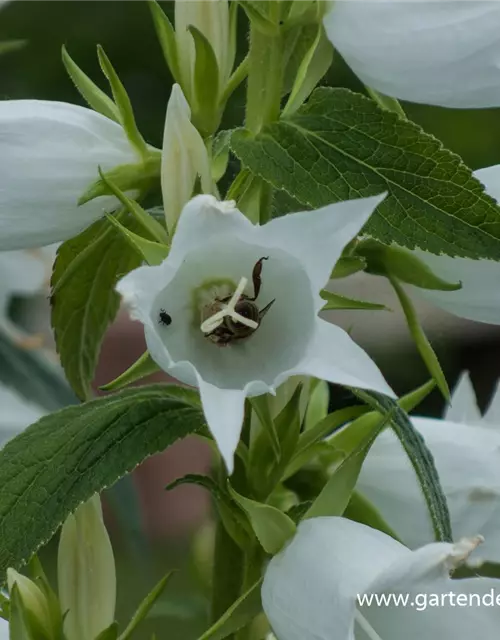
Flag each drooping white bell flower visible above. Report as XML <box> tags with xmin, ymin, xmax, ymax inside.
<box><xmin>262</xmin><ymin>517</ymin><xmax>500</xmax><ymax>640</ymax></box>
<box><xmin>324</xmin><ymin>2</ymin><xmax>500</xmax><ymax>108</ymax></box>
<box><xmin>116</xmin><ymin>194</ymin><xmax>393</xmax><ymax>472</ymax></box>
<box><xmin>408</xmin><ymin>165</ymin><xmax>500</xmax><ymax>324</ymax></box>
<box><xmin>161</xmin><ymin>84</ymin><xmax>212</xmax><ymax>234</ymax></box>
<box><xmin>0</xmin><ymin>383</ymin><xmax>45</xmax><ymax>448</ymax></box>
<box><xmin>0</xmin><ymin>100</ymin><xmax>137</xmax><ymax>250</ymax></box>
<box><xmin>357</xmin><ymin>372</ymin><xmax>500</xmax><ymax>563</ymax></box>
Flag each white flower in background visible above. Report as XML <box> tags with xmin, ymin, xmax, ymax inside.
<box><xmin>409</xmin><ymin>165</ymin><xmax>500</xmax><ymax>324</ymax></box>
<box><xmin>58</xmin><ymin>495</ymin><xmax>116</xmax><ymax>640</ymax></box>
<box><xmin>117</xmin><ymin>194</ymin><xmax>393</xmax><ymax>472</ymax></box>
<box><xmin>175</xmin><ymin>0</ymin><xmax>233</xmax><ymax>100</ymax></box>
<box><xmin>0</xmin><ymin>618</ymin><xmax>7</xmax><ymax>640</ymax></box>
<box><xmin>357</xmin><ymin>372</ymin><xmax>500</xmax><ymax>563</ymax></box>
<box><xmin>161</xmin><ymin>84</ymin><xmax>211</xmax><ymax>234</ymax></box>
<box><xmin>324</xmin><ymin>2</ymin><xmax>500</xmax><ymax>108</ymax></box>
<box><xmin>0</xmin><ymin>383</ymin><xmax>45</xmax><ymax>448</ymax></box>
<box><xmin>262</xmin><ymin>517</ymin><xmax>500</xmax><ymax>640</ymax></box>
<box><xmin>0</xmin><ymin>100</ymin><xmax>137</xmax><ymax>250</ymax></box>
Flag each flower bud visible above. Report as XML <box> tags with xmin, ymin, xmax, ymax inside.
<box><xmin>7</xmin><ymin>569</ymin><xmax>52</xmax><ymax>636</ymax></box>
<box><xmin>57</xmin><ymin>495</ymin><xmax>116</xmax><ymax>640</ymax></box>
<box><xmin>161</xmin><ymin>84</ymin><xmax>212</xmax><ymax>233</ymax></box>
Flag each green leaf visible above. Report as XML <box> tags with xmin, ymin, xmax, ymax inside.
<box><xmin>365</xmin><ymin>86</ymin><xmax>406</xmax><ymax>119</ymax></box>
<box><xmin>0</xmin><ymin>39</ymin><xmax>26</xmax><ymax>56</ymax></box>
<box><xmin>228</xmin><ymin>485</ymin><xmax>296</xmax><ymax>554</ymax></box>
<box><xmin>188</xmin><ymin>25</ymin><xmax>220</xmax><ymax>136</ymax></box>
<box><xmin>97</xmin><ymin>45</ymin><xmax>147</xmax><ymax>157</ymax></box>
<box><xmin>9</xmin><ymin>584</ymin><xmax>33</xmax><ymax>640</ymax></box>
<box><xmin>0</xmin><ymin>328</ymin><xmax>77</xmax><ymax>412</ymax></box>
<box><xmin>100</xmin><ymin>351</ymin><xmax>160</xmax><ymax>392</ymax></box>
<box><xmin>353</xmin><ymin>388</ymin><xmax>452</xmax><ymax>542</ymax></box>
<box><xmin>50</xmin><ymin>216</ymin><xmax>142</xmax><ymax>400</ymax></box>
<box><xmin>304</xmin><ymin>379</ymin><xmax>329</xmax><ymax>431</ymax></box>
<box><xmin>0</xmin><ymin>385</ymin><xmax>204</xmax><ymax>577</ymax></box>
<box><xmin>231</xmin><ymin>87</ymin><xmax>500</xmax><ymax>260</ymax></box>
<box><xmin>118</xmin><ymin>573</ymin><xmax>173</xmax><ymax>640</ymax></box>
<box><xmin>61</xmin><ymin>45</ymin><xmax>119</xmax><ymax>123</ymax></box>
<box><xmin>95</xmin><ymin>623</ymin><xmax>119</xmax><ymax>640</ymax></box>
<box><xmin>212</xmin><ymin>130</ymin><xmax>233</xmax><ymax>183</ymax></box>
<box><xmin>197</xmin><ymin>579</ymin><xmax>263</xmax><ymax>640</ymax></box>
<box><xmin>344</xmin><ymin>491</ymin><xmax>401</xmax><ymax>542</ymax></box>
<box><xmin>320</xmin><ymin>290</ymin><xmax>387</xmax><ymax>311</ymax></box>
<box><xmin>330</xmin><ymin>256</ymin><xmax>367</xmax><ymax>280</ymax></box>
<box><xmin>390</xmin><ymin>277</ymin><xmax>450</xmax><ymax>400</ymax></box>
<box><xmin>357</xmin><ymin>240</ymin><xmax>461</xmax><ymax>291</ymax></box>
<box><xmin>105</xmin><ymin>214</ymin><xmax>169</xmax><ymax>266</ymax></box>
<box><xmin>167</xmin><ymin>475</ymin><xmax>252</xmax><ymax>550</ymax></box>
<box><xmin>148</xmin><ymin>0</ymin><xmax>181</xmax><ymax>83</ymax></box>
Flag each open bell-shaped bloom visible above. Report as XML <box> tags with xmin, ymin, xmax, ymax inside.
<box><xmin>262</xmin><ymin>517</ymin><xmax>500</xmax><ymax>640</ymax></box>
<box><xmin>357</xmin><ymin>372</ymin><xmax>500</xmax><ymax>563</ymax></box>
<box><xmin>324</xmin><ymin>2</ymin><xmax>500</xmax><ymax>108</ymax></box>
<box><xmin>161</xmin><ymin>84</ymin><xmax>211</xmax><ymax>233</ymax></box>
<box><xmin>0</xmin><ymin>100</ymin><xmax>137</xmax><ymax>250</ymax></box>
<box><xmin>407</xmin><ymin>165</ymin><xmax>500</xmax><ymax>324</ymax></box>
<box><xmin>116</xmin><ymin>194</ymin><xmax>393</xmax><ymax>472</ymax></box>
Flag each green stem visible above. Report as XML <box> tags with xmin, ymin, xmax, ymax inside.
<box><xmin>210</xmin><ymin>518</ymin><xmax>244</xmax><ymax>629</ymax></box>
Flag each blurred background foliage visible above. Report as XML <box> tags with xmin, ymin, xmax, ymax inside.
<box><xmin>2</xmin><ymin>1</ymin><xmax>500</xmax><ymax>637</ymax></box>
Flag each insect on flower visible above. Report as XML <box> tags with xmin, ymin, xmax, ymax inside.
<box><xmin>158</xmin><ymin>309</ymin><xmax>172</xmax><ymax>326</ymax></box>
<box><xmin>201</xmin><ymin>257</ymin><xmax>275</xmax><ymax>346</ymax></box>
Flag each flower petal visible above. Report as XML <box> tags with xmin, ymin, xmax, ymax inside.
<box><xmin>197</xmin><ymin>378</ymin><xmax>245</xmax><ymax>474</ymax></box>
<box><xmin>483</xmin><ymin>379</ymin><xmax>500</xmax><ymax>427</ymax></box>
<box><xmin>0</xmin><ymin>100</ymin><xmax>136</xmax><ymax>250</ymax></box>
<box><xmin>287</xmin><ymin>318</ymin><xmax>394</xmax><ymax>397</ymax></box>
<box><xmin>358</xmin><ymin>417</ymin><xmax>500</xmax><ymax>562</ymax></box>
<box><xmin>257</xmin><ymin>194</ymin><xmax>386</xmax><ymax>295</ymax></box>
<box><xmin>324</xmin><ymin>2</ymin><xmax>500</xmax><ymax>108</ymax></box>
<box><xmin>363</xmin><ymin>538</ymin><xmax>500</xmax><ymax>639</ymax></box>
<box><xmin>262</xmin><ymin>517</ymin><xmax>409</xmax><ymax>640</ymax></box>
<box><xmin>161</xmin><ymin>85</ymin><xmax>212</xmax><ymax>232</ymax></box>
<box><xmin>444</xmin><ymin>371</ymin><xmax>482</xmax><ymax>424</ymax></box>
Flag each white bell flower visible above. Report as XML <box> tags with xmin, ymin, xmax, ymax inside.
<box><xmin>0</xmin><ymin>383</ymin><xmax>45</xmax><ymax>448</ymax></box>
<box><xmin>357</xmin><ymin>372</ymin><xmax>500</xmax><ymax>563</ymax></box>
<box><xmin>324</xmin><ymin>2</ymin><xmax>500</xmax><ymax>108</ymax></box>
<box><xmin>262</xmin><ymin>517</ymin><xmax>500</xmax><ymax>640</ymax></box>
<box><xmin>0</xmin><ymin>618</ymin><xmax>7</xmax><ymax>640</ymax></box>
<box><xmin>116</xmin><ymin>194</ymin><xmax>393</xmax><ymax>472</ymax></box>
<box><xmin>0</xmin><ymin>100</ymin><xmax>137</xmax><ymax>250</ymax></box>
<box><xmin>407</xmin><ymin>164</ymin><xmax>500</xmax><ymax>325</ymax></box>
<box><xmin>161</xmin><ymin>84</ymin><xmax>211</xmax><ymax>234</ymax></box>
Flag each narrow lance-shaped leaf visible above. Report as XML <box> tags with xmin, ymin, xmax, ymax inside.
<box><xmin>0</xmin><ymin>385</ymin><xmax>204</xmax><ymax>577</ymax></box>
<box><xmin>231</xmin><ymin>87</ymin><xmax>500</xmax><ymax>260</ymax></box>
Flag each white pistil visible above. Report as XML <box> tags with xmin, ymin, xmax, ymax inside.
<box><xmin>200</xmin><ymin>276</ymin><xmax>259</xmax><ymax>334</ymax></box>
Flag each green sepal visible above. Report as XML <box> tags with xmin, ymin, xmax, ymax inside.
<box><xmin>99</xmin><ymin>351</ymin><xmax>161</xmax><ymax>392</ymax></box>
<box><xmin>357</xmin><ymin>239</ymin><xmax>461</xmax><ymax>291</ymax></box>
<box><xmin>282</xmin><ymin>26</ymin><xmax>333</xmax><ymax>116</ymax></box>
<box><xmin>249</xmin><ymin>395</ymin><xmax>281</xmax><ymax>461</ymax></box>
<box><xmin>105</xmin><ymin>215</ymin><xmax>169</xmax><ymax>266</ymax></box>
<box><xmin>227</xmin><ymin>485</ymin><xmax>296</xmax><ymax>555</ymax></box>
<box><xmin>28</xmin><ymin>557</ymin><xmax>63</xmax><ymax>640</ymax></box>
<box><xmin>366</xmin><ymin>86</ymin><xmax>406</xmax><ymax>119</ymax></box>
<box><xmin>167</xmin><ymin>475</ymin><xmax>252</xmax><ymax>550</ymax></box>
<box><xmin>96</xmin><ymin>623</ymin><xmax>119</xmax><ymax>640</ymax></box>
<box><xmin>118</xmin><ymin>573</ymin><xmax>174</xmax><ymax>640</ymax></box>
<box><xmin>62</xmin><ymin>45</ymin><xmax>119</xmax><ymax>123</ymax></box>
<box><xmin>320</xmin><ymin>290</ymin><xmax>388</xmax><ymax>311</ymax></box>
<box><xmin>304</xmin><ymin>379</ymin><xmax>329</xmax><ymax>431</ymax></box>
<box><xmin>97</xmin><ymin>45</ymin><xmax>148</xmax><ymax>157</ymax></box>
<box><xmin>344</xmin><ymin>491</ymin><xmax>401</xmax><ymax>542</ymax></box>
<box><xmin>0</xmin><ymin>40</ymin><xmax>26</xmax><ymax>56</ymax></box>
<box><xmin>391</xmin><ymin>276</ymin><xmax>450</xmax><ymax>400</ymax></box>
<box><xmin>97</xmin><ymin>168</ymin><xmax>169</xmax><ymax>244</ymax></box>
<box><xmin>78</xmin><ymin>153</ymin><xmax>162</xmax><ymax>207</ymax></box>
<box><xmin>148</xmin><ymin>0</ymin><xmax>181</xmax><ymax>83</ymax></box>
<box><xmin>212</xmin><ymin>131</ymin><xmax>233</xmax><ymax>182</ymax></box>
<box><xmin>330</xmin><ymin>256</ymin><xmax>367</xmax><ymax>279</ymax></box>
<box><xmin>188</xmin><ymin>25</ymin><xmax>221</xmax><ymax>136</ymax></box>
<box><xmin>197</xmin><ymin>578</ymin><xmax>263</xmax><ymax>640</ymax></box>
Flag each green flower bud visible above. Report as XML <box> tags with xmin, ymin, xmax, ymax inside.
<box><xmin>7</xmin><ymin>569</ymin><xmax>52</xmax><ymax>637</ymax></box>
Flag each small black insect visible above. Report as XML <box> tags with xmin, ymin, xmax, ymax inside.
<box><xmin>158</xmin><ymin>309</ymin><xmax>172</xmax><ymax>326</ymax></box>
